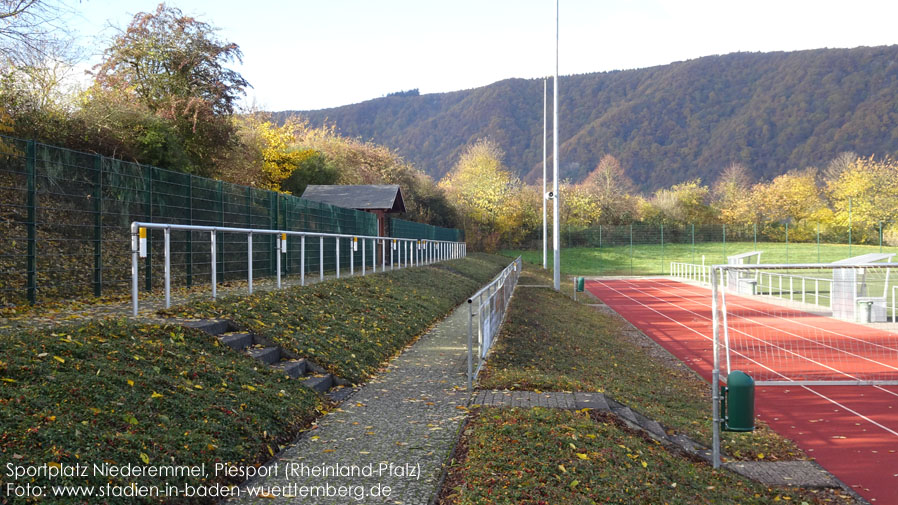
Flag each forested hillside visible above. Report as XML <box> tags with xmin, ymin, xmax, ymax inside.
<box><xmin>274</xmin><ymin>46</ymin><xmax>898</xmax><ymax>191</ymax></box>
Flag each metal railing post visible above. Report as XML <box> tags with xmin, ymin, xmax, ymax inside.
<box><xmin>467</xmin><ymin>299</ymin><xmax>474</xmax><ymax>391</ymax></box>
<box><xmin>336</xmin><ymin>237</ymin><xmax>340</xmax><ymax>278</ymax></box>
<box><xmin>276</xmin><ymin>234</ymin><xmax>282</xmax><ymax>289</ymax></box>
<box><xmin>248</xmin><ymin>232</ymin><xmax>253</xmax><ymax>294</ymax></box>
<box><xmin>382</xmin><ymin>239</ymin><xmax>386</xmax><ymax>270</ymax></box>
<box><xmin>301</xmin><ymin>235</ymin><xmax>306</xmax><ymax>286</ymax></box>
<box><xmin>319</xmin><ymin>236</ymin><xmax>324</xmax><ymax>281</ymax></box>
<box><xmin>164</xmin><ymin>227</ymin><xmax>171</xmax><ymax>308</ymax></box>
<box><xmin>131</xmin><ymin>224</ymin><xmax>139</xmax><ymax>316</ymax></box>
<box><xmin>362</xmin><ymin>238</ymin><xmax>366</xmax><ymax>275</ymax></box>
<box><xmin>211</xmin><ymin>230</ymin><xmax>217</xmax><ymax>299</ymax></box>
<box><xmin>711</xmin><ymin>266</ymin><xmax>721</xmax><ymax>469</ymax></box>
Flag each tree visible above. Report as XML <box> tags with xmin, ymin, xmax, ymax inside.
<box><xmin>579</xmin><ymin>154</ymin><xmax>637</xmax><ymax>224</ymax></box>
<box><xmin>643</xmin><ymin>179</ymin><xmax>714</xmax><ymax>225</ymax></box>
<box><xmin>755</xmin><ymin>168</ymin><xmax>831</xmax><ymax>241</ymax></box>
<box><xmin>92</xmin><ymin>3</ymin><xmax>249</xmax><ymax>175</ymax></box>
<box><xmin>280</xmin><ymin>150</ymin><xmax>338</xmax><ymax>196</ymax></box>
<box><xmin>0</xmin><ymin>0</ymin><xmax>72</xmax><ymax>64</ymax></box>
<box><xmin>826</xmin><ymin>156</ymin><xmax>898</xmax><ymax>242</ymax></box>
<box><xmin>440</xmin><ymin>139</ymin><xmax>523</xmax><ymax>250</ymax></box>
<box><xmin>712</xmin><ymin>162</ymin><xmax>757</xmax><ymax>225</ymax></box>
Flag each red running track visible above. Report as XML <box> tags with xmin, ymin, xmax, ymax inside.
<box><xmin>588</xmin><ymin>278</ymin><xmax>898</xmax><ymax>504</ymax></box>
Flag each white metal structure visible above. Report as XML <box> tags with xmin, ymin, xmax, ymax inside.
<box><xmin>467</xmin><ymin>256</ymin><xmax>523</xmax><ymax>391</ymax></box>
<box><xmin>552</xmin><ymin>0</ymin><xmax>561</xmax><ymax>291</ymax></box>
<box><xmin>543</xmin><ymin>77</ymin><xmax>548</xmax><ymax>270</ymax></box>
<box><xmin>711</xmin><ymin>262</ymin><xmax>898</xmax><ymax>468</ymax></box>
<box><xmin>130</xmin><ymin>222</ymin><xmax>466</xmax><ymax>316</ymax></box>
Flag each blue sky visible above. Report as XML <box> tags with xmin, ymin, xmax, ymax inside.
<box><xmin>69</xmin><ymin>0</ymin><xmax>898</xmax><ymax>111</ymax></box>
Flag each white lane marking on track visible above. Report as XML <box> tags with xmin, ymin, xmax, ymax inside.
<box><xmin>589</xmin><ymin>279</ymin><xmax>898</xmax><ymax>439</ymax></box>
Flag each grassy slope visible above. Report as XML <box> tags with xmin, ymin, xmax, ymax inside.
<box><xmin>479</xmin><ymin>268</ymin><xmax>800</xmax><ymax>461</ymax></box>
<box><xmin>442</xmin><ymin>408</ymin><xmax>853</xmax><ymax>505</ymax></box>
<box><xmin>0</xmin><ymin>253</ymin><xmax>512</xmax><ymax>504</ymax></box>
<box><xmin>162</xmin><ymin>254</ymin><xmax>511</xmax><ymax>383</ymax></box>
<box><xmin>503</xmin><ymin>241</ymin><xmax>898</xmax><ymax>276</ymax></box>
<box><xmin>0</xmin><ymin>319</ymin><xmax>320</xmax><ymax>504</ymax></box>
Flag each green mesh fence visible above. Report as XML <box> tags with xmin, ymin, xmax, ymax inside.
<box><xmin>558</xmin><ymin>223</ymin><xmax>898</xmax><ymax>276</ymax></box>
<box><xmin>0</xmin><ymin>135</ymin><xmax>461</xmax><ymax>306</ymax></box>
<box><xmin>389</xmin><ymin>217</ymin><xmax>463</xmax><ymax>242</ymax></box>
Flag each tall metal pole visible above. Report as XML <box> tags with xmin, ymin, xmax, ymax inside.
<box><xmin>542</xmin><ymin>78</ymin><xmax>548</xmax><ymax>270</ymax></box>
<box><xmin>552</xmin><ymin>0</ymin><xmax>561</xmax><ymax>291</ymax></box>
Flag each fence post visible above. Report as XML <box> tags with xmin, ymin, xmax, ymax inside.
<box><xmin>93</xmin><ymin>154</ymin><xmax>103</xmax><ymax>297</ymax></box>
<box><xmin>848</xmin><ymin>197</ymin><xmax>852</xmax><ymax>257</ymax></box>
<box><xmin>722</xmin><ymin>223</ymin><xmax>726</xmax><ymax>262</ymax></box>
<box><xmin>691</xmin><ymin>223</ymin><xmax>695</xmax><ymax>266</ymax></box>
<box><xmin>271</xmin><ymin>193</ymin><xmax>278</xmax><ymax>276</ymax></box>
<box><xmin>25</xmin><ymin>140</ymin><xmax>36</xmax><ymax>304</ymax></box>
<box><xmin>753</xmin><ymin>222</ymin><xmax>757</xmax><ymax>250</ymax></box>
<box><xmin>660</xmin><ymin>223</ymin><xmax>664</xmax><ymax>274</ymax></box>
<box><xmin>629</xmin><ymin>223</ymin><xmax>633</xmax><ymax>275</ymax></box>
<box><xmin>880</xmin><ymin>221</ymin><xmax>883</xmax><ymax>252</ymax></box>
<box><xmin>217</xmin><ymin>180</ymin><xmax>224</xmax><ymax>284</ymax></box>
<box><xmin>817</xmin><ymin>222</ymin><xmax>820</xmax><ymax>263</ymax></box>
<box><xmin>144</xmin><ymin>167</ymin><xmax>153</xmax><ymax>292</ymax></box>
<box><xmin>785</xmin><ymin>222</ymin><xmax>789</xmax><ymax>264</ymax></box>
<box><xmin>186</xmin><ymin>175</ymin><xmax>193</xmax><ymax>287</ymax></box>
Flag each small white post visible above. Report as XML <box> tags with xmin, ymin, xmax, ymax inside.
<box><xmin>276</xmin><ymin>234</ymin><xmax>282</xmax><ymax>289</ymax></box>
<box><xmin>131</xmin><ymin>225</ymin><xmax>139</xmax><ymax>316</ymax></box>
<box><xmin>351</xmin><ymin>238</ymin><xmax>355</xmax><ymax>276</ymax></box>
<box><xmin>164</xmin><ymin>227</ymin><xmax>171</xmax><ymax>309</ymax></box>
<box><xmin>319</xmin><ymin>236</ymin><xmax>324</xmax><ymax>281</ymax></box>
<box><xmin>371</xmin><ymin>238</ymin><xmax>376</xmax><ymax>272</ymax></box>
<box><xmin>301</xmin><ymin>235</ymin><xmax>306</xmax><ymax>286</ymax></box>
<box><xmin>211</xmin><ymin>230</ymin><xmax>217</xmax><ymax>300</ymax></box>
<box><xmin>362</xmin><ymin>239</ymin><xmax>366</xmax><ymax>275</ymax></box>
<box><xmin>336</xmin><ymin>237</ymin><xmax>340</xmax><ymax>278</ymax></box>
<box><xmin>382</xmin><ymin>238</ymin><xmax>386</xmax><ymax>271</ymax></box>
<box><xmin>247</xmin><ymin>232</ymin><xmax>253</xmax><ymax>295</ymax></box>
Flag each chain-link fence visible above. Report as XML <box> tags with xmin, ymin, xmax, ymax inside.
<box><xmin>551</xmin><ymin>223</ymin><xmax>898</xmax><ymax>276</ymax></box>
<box><xmin>0</xmin><ymin>135</ymin><xmax>462</xmax><ymax>307</ymax></box>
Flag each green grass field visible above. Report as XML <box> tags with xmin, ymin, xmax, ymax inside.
<box><xmin>503</xmin><ymin>241</ymin><xmax>898</xmax><ymax>276</ymax></box>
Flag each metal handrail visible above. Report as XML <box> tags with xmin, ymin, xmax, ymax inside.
<box><xmin>130</xmin><ymin>221</ymin><xmax>467</xmax><ymax>316</ymax></box>
<box><xmin>466</xmin><ymin>256</ymin><xmax>523</xmax><ymax>391</ymax></box>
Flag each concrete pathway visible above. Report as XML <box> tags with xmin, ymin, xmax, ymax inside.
<box><xmin>231</xmin><ymin>302</ymin><xmax>473</xmax><ymax>505</ymax></box>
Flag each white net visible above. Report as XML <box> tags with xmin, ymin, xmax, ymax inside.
<box><xmin>716</xmin><ymin>263</ymin><xmax>898</xmax><ymax>385</ymax></box>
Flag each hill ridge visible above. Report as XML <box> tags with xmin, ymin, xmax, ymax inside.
<box><xmin>272</xmin><ymin>45</ymin><xmax>898</xmax><ymax>191</ymax></box>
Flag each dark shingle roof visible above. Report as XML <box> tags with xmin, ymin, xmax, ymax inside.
<box><xmin>301</xmin><ymin>185</ymin><xmax>406</xmax><ymax>213</ymax></box>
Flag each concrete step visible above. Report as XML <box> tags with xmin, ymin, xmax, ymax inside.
<box><xmin>303</xmin><ymin>374</ymin><xmax>334</xmax><ymax>393</ymax></box>
<box><xmin>219</xmin><ymin>332</ymin><xmax>254</xmax><ymax>350</ymax></box>
<box><xmin>248</xmin><ymin>346</ymin><xmax>281</xmax><ymax>365</ymax></box>
<box><xmin>181</xmin><ymin>319</ymin><xmax>232</xmax><ymax>336</ymax></box>
<box><xmin>271</xmin><ymin>359</ymin><xmax>308</xmax><ymax>379</ymax></box>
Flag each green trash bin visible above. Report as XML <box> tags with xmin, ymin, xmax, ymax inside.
<box><xmin>575</xmin><ymin>277</ymin><xmax>585</xmax><ymax>292</ymax></box>
<box><xmin>721</xmin><ymin>370</ymin><xmax>755</xmax><ymax>432</ymax></box>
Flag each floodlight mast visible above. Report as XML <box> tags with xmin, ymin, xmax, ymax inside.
<box><xmin>543</xmin><ymin>78</ymin><xmax>548</xmax><ymax>270</ymax></box>
<box><xmin>552</xmin><ymin>0</ymin><xmax>561</xmax><ymax>291</ymax></box>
